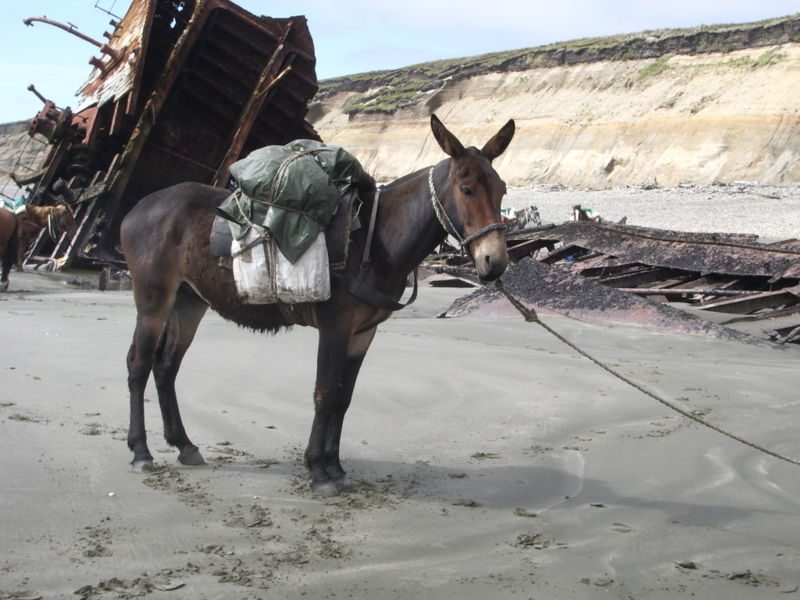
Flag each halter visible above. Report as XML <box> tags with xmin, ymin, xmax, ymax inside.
<box><xmin>333</xmin><ymin>165</ymin><xmax>507</xmax><ymax>312</ymax></box>
<box><xmin>427</xmin><ymin>166</ymin><xmax>507</xmax><ymax>254</ymax></box>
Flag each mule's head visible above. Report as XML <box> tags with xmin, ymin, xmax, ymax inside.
<box><xmin>431</xmin><ymin>114</ymin><xmax>515</xmax><ymax>281</ymax></box>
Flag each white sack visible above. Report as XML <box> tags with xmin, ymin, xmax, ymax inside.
<box><xmin>231</xmin><ymin>227</ymin><xmax>331</xmax><ymax>304</ymax></box>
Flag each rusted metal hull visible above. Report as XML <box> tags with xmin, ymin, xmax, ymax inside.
<box><xmin>434</xmin><ymin>220</ymin><xmax>800</xmax><ymax>344</ymax></box>
<box><xmin>17</xmin><ymin>0</ymin><xmax>319</xmax><ymax>267</ymax></box>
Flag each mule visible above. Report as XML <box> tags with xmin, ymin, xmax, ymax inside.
<box><xmin>0</xmin><ymin>203</ymin><xmax>76</xmax><ymax>291</ymax></box>
<box><xmin>121</xmin><ymin>114</ymin><xmax>515</xmax><ymax>495</ymax></box>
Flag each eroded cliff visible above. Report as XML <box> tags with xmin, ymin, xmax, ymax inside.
<box><xmin>310</xmin><ymin>15</ymin><xmax>800</xmax><ymax>187</ymax></box>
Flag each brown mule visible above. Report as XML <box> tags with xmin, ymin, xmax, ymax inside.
<box><xmin>120</xmin><ymin>114</ymin><xmax>515</xmax><ymax>495</ymax></box>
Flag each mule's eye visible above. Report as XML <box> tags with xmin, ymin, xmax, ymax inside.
<box><xmin>460</xmin><ymin>186</ymin><xmax>473</xmax><ymax>197</ymax></box>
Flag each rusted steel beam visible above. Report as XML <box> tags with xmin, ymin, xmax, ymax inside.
<box><xmin>27</xmin><ymin>84</ymin><xmax>48</xmax><ymax>104</ymax></box>
<box><xmin>24</xmin><ymin>16</ymin><xmax>120</xmax><ymax>59</ymax></box>
<box><xmin>777</xmin><ymin>324</ymin><xmax>800</xmax><ymax>344</ymax></box>
<box><xmin>212</xmin><ymin>20</ymin><xmax>295</xmax><ymax>186</ymax></box>
<box><xmin>670</xmin><ymin>275</ymin><xmax>734</xmax><ymax>289</ymax></box>
<box><xmin>178</xmin><ymin>86</ymin><xmax>239</xmax><ymax>123</ymax></box>
<box><xmin>105</xmin><ymin>0</ymin><xmax>210</xmax><ymax>210</ymax></box>
<box><xmin>720</xmin><ymin>304</ymin><xmax>800</xmax><ymax>325</ymax></box>
<box><xmin>698</xmin><ymin>286</ymin><xmax>800</xmax><ymax>314</ymax></box>
<box><xmin>599</xmin><ymin>267</ymin><xmax>679</xmax><ymax>288</ymax></box>
<box><xmin>540</xmin><ymin>243</ymin><xmax>587</xmax><ymax>264</ymax></box>
<box><xmin>616</xmin><ymin>287</ymin><xmax>762</xmax><ymax>297</ymax></box>
<box><xmin>577</xmin><ymin>261</ymin><xmax>642</xmax><ymax>277</ymax></box>
<box><xmin>507</xmin><ymin>238</ymin><xmax>561</xmax><ymax>261</ymax></box>
<box><xmin>525</xmin><ymin>222</ymin><xmax>800</xmax><ymax>279</ymax></box>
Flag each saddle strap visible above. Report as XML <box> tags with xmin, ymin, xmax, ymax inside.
<box><xmin>331</xmin><ymin>268</ymin><xmax>418</xmax><ymax>312</ymax></box>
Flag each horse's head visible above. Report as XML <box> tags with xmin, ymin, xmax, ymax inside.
<box><xmin>430</xmin><ymin>114</ymin><xmax>515</xmax><ymax>281</ymax></box>
<box><xmin>47</xmin><ymin>203</ymin><xmax>77</xmax><ymax>241</ymax></box>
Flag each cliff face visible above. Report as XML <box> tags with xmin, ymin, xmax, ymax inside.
<box><xmin>3</xmin><ymin>16</ymin><xmax>799</xmax><ymax>191</ymax></box>
<box><xmin>311</xmin><ymin>16</ymin><xmax>800</xmax><ymax>187</ymax></box>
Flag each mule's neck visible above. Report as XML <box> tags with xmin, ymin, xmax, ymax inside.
<box><xmin>373</xmin><ymin>159</ymin><xmax>452</xmax><ymax>278</ymax></box>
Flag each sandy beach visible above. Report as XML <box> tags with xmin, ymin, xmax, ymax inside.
<box><xmin>1</xmin><ymin>262</ymin><xmax>799</xmax><ymax>599</ymax></box>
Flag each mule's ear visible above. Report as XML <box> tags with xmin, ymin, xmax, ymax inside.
<box><xmin>431</xmin><ymin>114</ymin><xmax>465</xmax><ymax>158</ymax></box>
<box><xmin>481</xmin><ymin>119</ymin><xmax>515</xmax><ymax>161</ymax></box>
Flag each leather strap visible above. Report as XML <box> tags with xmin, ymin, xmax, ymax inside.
<box><xmin>362</xmin><ymin>189</ymin><xmax>380</xmax><ymax>266</ymax></box>
<box><xmin>332</xmin><ymin>188</ymin><xmax>418</xmax><ymax>311</ymax></box>
<box><xmin>332</xmin><ymin>268</ymin><xmax>418</xmax><ymax>312</ymax></box>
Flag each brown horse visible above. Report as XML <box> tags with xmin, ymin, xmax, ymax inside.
<box><xmin>121</xmin><ymin>115</ymin><xmax>515</xmax><ymax>495</ymax></box>
<box><xmin>0</xmin><ymin>207</ymin><xmax>17</xmax><ymax>291</ymax></box>
<box><xmin>0</xmin><ymin>203</ymin><xmax>76</xmax><ymax>291</ymax></box>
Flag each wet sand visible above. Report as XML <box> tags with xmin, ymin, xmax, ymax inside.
<box><xmin>1</xmin><ymin>272</ymin><xmax>799</xmax><ymax>599</ymax></box>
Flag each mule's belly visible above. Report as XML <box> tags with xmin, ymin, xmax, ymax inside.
<box><xmin>183</xmin><ymin>218</ymin><xmax>318</xmax><ymax>331</ymax></box>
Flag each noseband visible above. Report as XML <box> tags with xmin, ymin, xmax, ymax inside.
<box><xmin>427</xmin><ymin>167</ymin><xmax>507</xmax><ymax>253</ymax></box>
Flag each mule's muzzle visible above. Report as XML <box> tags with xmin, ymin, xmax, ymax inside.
<box><xmin>472</xmin><ymin>236</ymin><xmax>509</xmax><ymax>281</ymax></box>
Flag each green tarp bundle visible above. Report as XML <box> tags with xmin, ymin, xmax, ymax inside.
<box><xmin>217</xmin><ymin>140</ymin><xmax>371</xmax><ymax>263</ymax></box>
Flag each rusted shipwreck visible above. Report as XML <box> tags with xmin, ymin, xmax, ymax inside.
<box><xmin>14</xmin><ymin>0</ymin><xmax>318</xmax><ymax>268</ymax></box>
<box><xmin>436</xmin><ymin>220</ymin><xmax>800</xmax><ymax>345</ymax></box>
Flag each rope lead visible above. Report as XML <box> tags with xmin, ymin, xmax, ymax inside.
<box><xmin>494</xmin><ymin>279</ymin><xmax>800</xmax><ymax>468</ymax></box>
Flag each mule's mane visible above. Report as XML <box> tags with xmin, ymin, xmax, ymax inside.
<box><xmin>381</xmin><ymin>163</ymin><xmax>441</xmax><ymax>192</ymax></box>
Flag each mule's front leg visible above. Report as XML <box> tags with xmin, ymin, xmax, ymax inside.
<box><xmin>323</xmin><ymin>327</ymin><xmax>376</xmax><ymax>489</ymax></box>
<box><xmin>305</xmin><ymin>327</ymin><xmax>352</xmax><ymax>496</ymax></box>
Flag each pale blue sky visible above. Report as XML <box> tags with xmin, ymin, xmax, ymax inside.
<box><xmin>1</xmin><ymin>1</ymin><xmax>797</xmax><ymax>123</ymax></box>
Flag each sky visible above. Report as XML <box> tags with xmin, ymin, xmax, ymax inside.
<box><xmin>0</xmin><ymin>0</ymin><xmax>797</xmax><ymax>123</ymax></box>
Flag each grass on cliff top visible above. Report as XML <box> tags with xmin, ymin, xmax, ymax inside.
<box><xmin>317</xmin><ymin>13</ymin><xmax>798</xmax><ymax>115</ymax></box>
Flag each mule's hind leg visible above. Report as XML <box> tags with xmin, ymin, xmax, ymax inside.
<box><xmin>153</xmin><ymin>285</ymin><xmax>208</xmax><ymax>466</ymax></box>
<box><xmin>127</xmin><ymin>284</ymin><xmax>178</xmax><ymax>473</ymax></box>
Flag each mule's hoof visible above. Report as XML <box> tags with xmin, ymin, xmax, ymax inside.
<box><xmin>0</xmin><ymin>281</ymin><xmax>8</xmax><ymax>292</ymax></box>
<box><xmin>311</xmin><ymin>480</ymin><xmax>341</xmax><ymax>497</ymax></box>
<box><xmin>332</xmin><ymin>476</ymin><xmax>350</xmax><ymax>493</ymax></box>
<box><xmin>178</xmin><ymin>446</ymin><xmax>206</xmax><ymax>466</ymax></box>
<box><xmin>132</xmin><ymin>459</ymin><xmax>156</xmax><ymax>473</ymax></box>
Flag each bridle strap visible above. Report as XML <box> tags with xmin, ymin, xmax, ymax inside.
<box><xmin>427</xmin><ymin>166</ymin><xmax>506</xmax><ymax>253</ymax></box>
